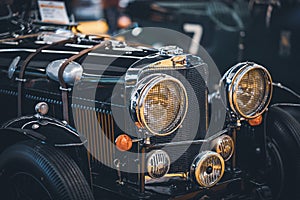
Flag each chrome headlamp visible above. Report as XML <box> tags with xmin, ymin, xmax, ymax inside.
<box><xmin>131</xmin><ymin>74</ymin><xmax>188</xmax><ymax>136</ymax></box>
<box><xmin>225</xmin><ymin>62</ymin><xmax>273</xmax><ymax>119</ymax></box>
<box><xmin>146</xmin><ymin>150</ymin><xmax>170</xmax><ymax>179</ymax></box>
<box><xmin>190</xmin><ymin>151</ymin><xmax>225</xmax><ymax>187</ymax></box>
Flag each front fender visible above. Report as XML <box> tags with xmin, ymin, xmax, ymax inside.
<box><xmin>0</xmin><ymin>127</ymin><xmax>46</xmax><ymax>153</ymax></box>
<box><xmin>276</xmin><ymin>105</ymin><xmax>300</xmax><ymax>124</ymax></box>
<box><xmin>1</xmin><ymin>115</ymin><xmax>86</xmax><ymax>146</ymax></box>
<box><xmin>0</xmin><ymin>115</ymin><xmax>91</xmax><ymax>185</ymax></box>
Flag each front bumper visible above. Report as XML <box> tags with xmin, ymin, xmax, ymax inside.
<box><xmin>93</xmin><ymin>170</ymin><xmax>272</xmax><ymax>200</ymax></box>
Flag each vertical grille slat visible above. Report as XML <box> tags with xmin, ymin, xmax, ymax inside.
<box><xmin>98</xmin><ymin>112</ymin><xmax>104</xmax><ymax>163</ymax></box>
<box><xmin>99</xmin><ymin>112</ymin><xmax>104</xmax><ymax>164</ymax></box>
<box><xmin>102</xmin><ymin>112</ymin><xmax>108</xmax><ymax>165</ymax></box>
<box><xmin>96</xmin><ymin>112</ymin><xmax>101</xmax><ymax>164</ymax></box>
<box><xmin>72</xmin><ymin>106</ymin><xmax>115</xmax><ymax>167</ymax></box>
<box><xmin>90</xmin><ymin>108</ymin><xmax>97</xmax><ymax>162</ymax></box>
<box><xmin>104</xmin><ymin>112</ymin><xmax>109</xmax><ymax>165</ymax></box>
<box><xmin>108</xmin><ymin>114</ymin><xmax>114</xmax><ymax>165</ymax></box>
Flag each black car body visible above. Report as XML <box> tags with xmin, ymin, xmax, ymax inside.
<box><xmin>0</xmin><ymin>1</ymin><xmax>299</xmax><ymax>200</ymax></box>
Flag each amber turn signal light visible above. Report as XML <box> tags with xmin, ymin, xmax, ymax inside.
<box><xmin>248</xmin><ymin>115</ymin><xmax>263</xmax><ymax>126</ymax></box>
<box><xmin>115</xmin><ymin>134</ymin><xmax>133</xmax><ymax>151</ymax></box>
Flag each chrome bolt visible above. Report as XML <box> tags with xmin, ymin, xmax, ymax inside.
<box><xmin>32</xmin><ymin>124</ymin><xmax>40</xmax><ymax>130</ymax></box>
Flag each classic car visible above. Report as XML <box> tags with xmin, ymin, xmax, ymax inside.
<box><xmin>0</xmin><ymin>1</ymin><xmax>299</xmax><ymax>200</ymax></box>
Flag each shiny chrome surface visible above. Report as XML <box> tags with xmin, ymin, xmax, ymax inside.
<box><xmin>8</xmin><ymin>56</ymin><xmax>21</xmax><ymax>79</ymax></box>
<box><xmin>35</xmin><ymin>102</ymin><xmax>49</xmax><ymax>116</ymax></box>
<box><xmin>226</xmin><ymin>62</ymin><xmax>273</xmax><ymax>119</ymax></box>
<box><xmin>130</xmin><ymin>74</ymin><xmax>188</xmax><ymax>136</ymax></box>
<box><xmin>146</xmin><ymin>150</ymin><xmax>171</xmax><ymax>179</ymax></box>
<box><xmin>46</xmin><ymin>59</ymin><xmax>83</xmax><ymax>85</ymax></box>
<box><xmin>158</xmin><ymin>46</ymin><xmax>183</xmax><ymax>56</ymax></box>
<box><xmin>190</xmin><ymin>151</ymin><xmax>225</xmax><ymax>187</ymax></box>
<box><xmin>38</xmin><ymin>30</ymin><xmax>74</xmax><ymax>43</ymax></box>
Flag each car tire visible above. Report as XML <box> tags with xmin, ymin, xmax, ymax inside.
<box><xmin>265</xmin><ymin>106</ymin><xmax>300</xmax><ymax>200</ymax></box>
<box><xmin>0</xmin><ymin>140</ymin><xmax>95</xmax><ymax>200</ymax></box>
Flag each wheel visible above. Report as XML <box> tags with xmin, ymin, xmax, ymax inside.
<box><xmin>0</xmin><ymin>140</ymin><xmax>95</xmax><ymax>200</ymax></box>
<box><xmin>265</xmin><ymin>106</ymin><xmax>300</xmax><ymax>200</ymax></box>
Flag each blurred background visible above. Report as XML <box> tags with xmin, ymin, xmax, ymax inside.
<box><xmin>68</xmin><ymin>0</ymin><xmax>300</xmax><ymax>96</ymax></box>
<box><xmin>4</xmin><ymin>0</ymin><xmax>299</xmax><ymax>101</ymax></box>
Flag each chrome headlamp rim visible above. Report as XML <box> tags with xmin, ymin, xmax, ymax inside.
<box><xmin>131</xmin><ymin>73</ymin><xmax>188</xmax><ymax>136</ymax></box>
<box><xmin>227</xmin><ymin>62</ymin><xmax>273</xmax><ymax>119</ymax></box>
<box><xmin>191</xmin><ymin>151</ymin><xmax>225</xmax><ymax>187</ymax></box>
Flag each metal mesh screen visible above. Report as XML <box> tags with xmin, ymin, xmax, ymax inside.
<box><xmin>142</xmin><ymin>65</ymin><xmax>208</xmax><ymax>173</ymax></box>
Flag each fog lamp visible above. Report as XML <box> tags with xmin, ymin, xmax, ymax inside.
<box><xmin>211</xmin><ymin>135</ymin><xmax>234</xmax><ymax>161</ymax></box>
<box><xmin>146</xmin><ymin>150</ymin><xmax>170</xmax><ymax>179</ymax></box>
<box><xmin>190</xmin><ymin>151</ymin><xmax>225</xmax><ymax>187</ymax></box>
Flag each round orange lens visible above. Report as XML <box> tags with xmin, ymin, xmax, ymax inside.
<box><xmin>248</xmin><ymin>115</ymin><xmax>263</xmax><ymax>126</ymax></box>
<box><xmin>115</xmin><ymin>134</ymin><xmax>133</xmax><ymax>151</ymax></box>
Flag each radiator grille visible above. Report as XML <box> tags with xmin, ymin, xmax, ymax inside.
<box><xmin>71</xmin><ymin>64</ymin><xmax>208</xmax><ymax>174</ymax></box>
<box><xmin>141</xmin><ymin>65</ymin><xmax>208</xmax><ymax>173</ymax></box>
<box><xmin>73</xmin><ymin>106</ymin><xmax>115</xmax><ymax>167</ymax></box>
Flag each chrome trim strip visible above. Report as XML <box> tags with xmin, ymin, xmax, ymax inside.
<box><xmin>42</xmin><ymin>50</ymin><xmax>78</xmax><ymax>54</ymax></box>
<box><xmin>54</xmin><ymin>140</ymin><xmax>87</xmax><ymax>147</ymax></box>
<box><xmin>150</xmin><ymin>129</ymin><xmax>228</xmax><ymax>148</ymax></box>
<box><xmin>65</xmin><ymin>43</ymin><xmax>94</xmax><ymax>49</ymax></box>
<box><xmin>271</xmin><ymin>103</ymin><xmax>300</xmax><ymax>107</ymax></box>
<box><xmin>0</xmin><ymin>49</ymin><xmax>144</xmax><ymax>59</ymax></box>
<box><xmin>88</xmin><ymin>52</ymin><xmax>143</xmax><ymax>59</ymax></box>
<box><xmin>2</xmin><ymin>116</ymin><xmax>34</xmax><ymax>128</ymax></box>
<box><xmin>20</xmin><ymin>120</ymin><xmax>80</xmax><ymax>137</ymax></box>
<box><xmin>0</xmin><ymin>49</ymin><xmax>36</xmax><ymax>53</ymax></box>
